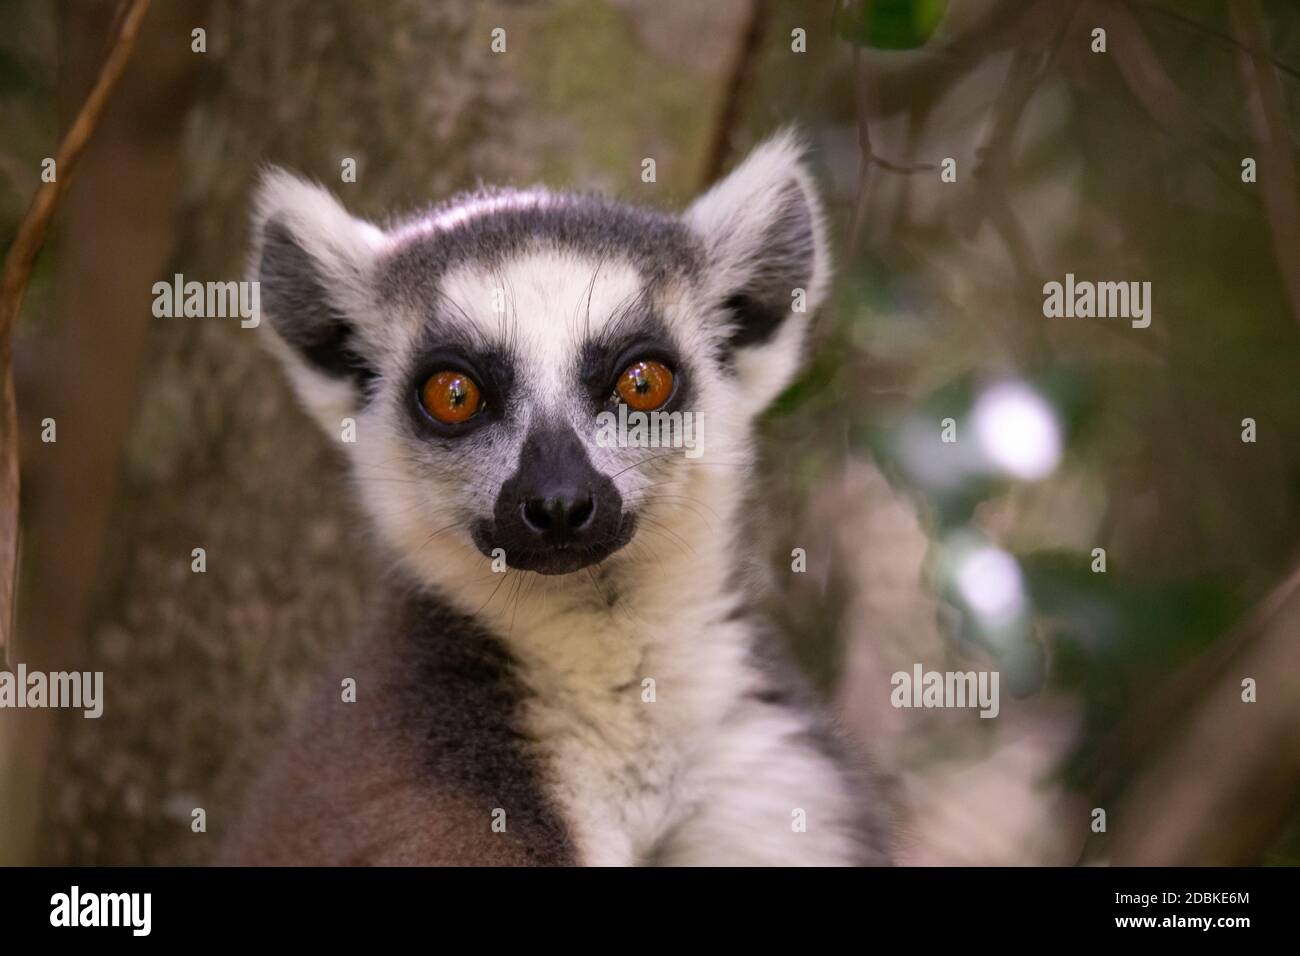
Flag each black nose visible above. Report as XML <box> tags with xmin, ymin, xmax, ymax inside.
<box><xmin>477</xmin><ymin>424</ymin><xmax>632</xmax><ymax>573</ymax></box>
<box><xmin>521</xmin><ymin>491</ymin><xmax>595</xmax><ymax>540</ymax></box>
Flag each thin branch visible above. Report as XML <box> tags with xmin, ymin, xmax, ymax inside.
<box><xmin>1229</xmin><ymin>0</ymin><xmax>1300</xmax><ymax>329</ymax></box>
<box><xmin>845</xmin><ymin>45</ymin><xmax>873</xmax><ymax>260</ymax></box>
<box><xmin>845</xmin><ymin>44</ymin><xmax>941</xmax><ymax>258</ymax></box>
<box><xmin>0</xmin><ymin>0</ymin><xmax>153</xmax><ymax>664</ymax></box>
<box><xmin>846</xmin><ymin>0</ymin><xmax>1070</xmax><ymax>260</ymax></box>
<box><xmin>854</xmin><ymin>50</ymin><xmax>939</xmax><ymax>174</ymax></box>
<box><xmin>1104</xmin><ymin>0</ymin><xmax>1241</xmax><ymax>172</ymax></box>
<box><xmin>870</xmin><ymin>0</ymin><xmax>1042</xmax><ymax>116</ymax></box>
<box><xmin>1098</xmin><ymin>555</ymin><xmax>1300</xmax><ymax>863</ymax></box>
<box><xmin>1130</xmin><ymin>0</ymin><xmax>1300</xmax><ymax>83</ymax></box>
<box><xmin>969</xmin><ymin>46</ymin><xmax>1047</xmax><ymax>274</ymax></box>
<box><xmin>699</xmin><ymin>0</ymin><xmax>769</xmax><ymax>189</ymax></box>
<box><xmin>954</xmin><ymin>0</ymin><xmax>1073</xmax><ymax>363</ymax></box>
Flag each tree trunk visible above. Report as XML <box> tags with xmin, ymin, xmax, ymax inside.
<box><xmin>8</xmin><ymin>0</ymin><xmax>748</xmax><ymax>865</ymax></box>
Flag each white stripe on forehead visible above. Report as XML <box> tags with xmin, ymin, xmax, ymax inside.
<box><xmin>437</xmin><ymin>250</ymin><xmax>647</xmax><ymax>397</ymax></box>
<box><xmin>384</xmin><ymin>190</ymin><xmax>553</xmax><ymax>246</ymax></box>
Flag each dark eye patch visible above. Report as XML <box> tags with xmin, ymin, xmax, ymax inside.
<box><xmin>404</xmin><ymin>336</ymin><xmax>517</xmax><ymax>438</ymax></box>
<box><xmin>577</xmin><ymin>332</ymin><xmax>692</xmax><ymax>416</ymax></box>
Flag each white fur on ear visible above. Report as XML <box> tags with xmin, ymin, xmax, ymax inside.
<box><xmin>249</xmin><ymin>168</ymin><xmax>386</xmax><ymax>312</ymax></box>
<box><xmin>248</xmin><ymin>168</ymin><xmax>387</xmax><ymax>433</ymax></box>
<box><xmin>685</xmin><ymin>129</ymin><xmax>831</xmax><ymax>411</ymax></box>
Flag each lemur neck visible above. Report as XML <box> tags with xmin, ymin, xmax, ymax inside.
<box><xmin>424</xmin><ymin>524</ymin><xmax>752</xmax><ymax>702</ymax></box>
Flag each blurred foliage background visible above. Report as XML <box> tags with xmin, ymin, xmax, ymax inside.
<box><xmin>1</xmin><ymin>0</ymin><xmax>1298</xmax><ymax>865</ymax></box>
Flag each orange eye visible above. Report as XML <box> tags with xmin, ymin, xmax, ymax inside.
<box><xmin>420</xmin><ymin>370</ymin><xmax>482</xmax><ymax>424</ymax></box>
<box><xmin>615</xmin><ymin>360</ymin><xmax>674</xmax><ymax>411</ymax></box>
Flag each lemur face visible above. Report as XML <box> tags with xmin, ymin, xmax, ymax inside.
<box><xmin>252</xmin><ymin>132</ymin><xmax>829</xmax><ymax>586</ymax></box>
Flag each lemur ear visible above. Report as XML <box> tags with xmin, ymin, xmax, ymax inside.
<box><xmin>684</xmin><ymin>130</ymin><xmax>830</xmax><ymax>410</ymax></box>
<box><xmin>249</xmin><ymin>168</ymin><xmax>386</xmax><ymax>431</ymax></box>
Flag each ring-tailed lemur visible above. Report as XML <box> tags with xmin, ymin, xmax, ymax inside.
<box><xmin>220</xmin><ymin>132</ymin><xmax>891</xmax><ymax>866</ymax></box>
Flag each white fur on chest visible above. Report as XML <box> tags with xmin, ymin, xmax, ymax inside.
<box><xmin>387</xmin><ymin>448</ymin><xmax>868</xmax><ymax>865</ymax></box>
<box><xmin>508</xmin><ymin>593</ymin><xmax>862</xmax><ymax>866</ymax></box>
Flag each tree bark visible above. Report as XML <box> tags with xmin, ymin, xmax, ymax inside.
<box><xmin>10</xmin><ymin>0</ymin><xmax>747</xmax><ymax>865</ymax></box>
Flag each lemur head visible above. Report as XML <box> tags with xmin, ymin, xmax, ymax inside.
<box><xmin>251</xmin><ymin>132</ymin><xmax>829</xmax><ymax>600</ymax></box>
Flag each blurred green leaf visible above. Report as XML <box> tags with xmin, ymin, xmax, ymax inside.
<box><xmin>834</xmin><ymin>0</ymin><xmax>949</xmax><ymax>50</ymax></box>
<box><xmin>0</xmin><ymin>48</ymin><xmax>33</xmax><ymax>94</ymax></box>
